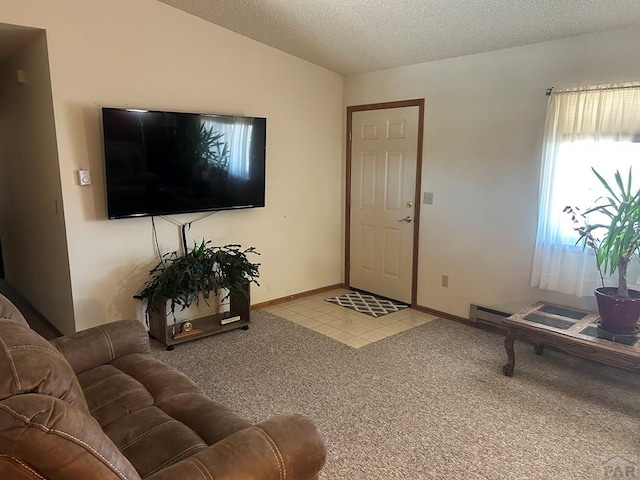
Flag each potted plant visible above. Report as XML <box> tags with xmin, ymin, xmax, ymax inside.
<box><xmin>135</xmin><ymin>239</ymin><xmax>260</xmax><ymax>324</ymax></box>
<box><xmin>566</xmin><ymin>167</ymin><xmax>640</xmax><ymax>334</ymax></box>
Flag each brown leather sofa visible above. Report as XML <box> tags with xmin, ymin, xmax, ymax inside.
<box><xmin>0</xmin><ymin>293</ymin><xmax>326</xmax><ymax>479</ymax></box>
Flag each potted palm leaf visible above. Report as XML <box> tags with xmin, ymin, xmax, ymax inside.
<box><xmin>566</xmin><ymin>167</ymin><xmax>640</xmax><ymax>334</ymax></box>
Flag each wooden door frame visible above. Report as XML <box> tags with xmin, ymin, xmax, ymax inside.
<box><xmin>345</xmin><ymin>99</ymin><xmax>425</xmax><ymax>308</ymax></box>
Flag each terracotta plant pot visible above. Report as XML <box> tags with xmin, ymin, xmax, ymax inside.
<box><xmin>595</xmin><ymin>287</ymin><xmax>640</xmax><ymax>334</ymax></box>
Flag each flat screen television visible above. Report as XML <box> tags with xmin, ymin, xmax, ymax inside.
<box><xmin>101</xmin><ymin>107</ymin><xmax>266</xmax><ymax>219</ymax></box>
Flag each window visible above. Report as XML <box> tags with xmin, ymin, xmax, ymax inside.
<box><xmin>531</xmin><ymin>83</ymin><xmax>640</xmax><ymax>297</ymax></box>
<box><xmin>200</xmin><ymin>116</ymin><xmax>254</xmax><ymax>180</ymax></box>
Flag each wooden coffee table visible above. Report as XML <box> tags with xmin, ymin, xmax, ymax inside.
<box><xmin>502</xmin><ymin>302</ymin><xmax>640</xmax><ymax>376</ymax></box>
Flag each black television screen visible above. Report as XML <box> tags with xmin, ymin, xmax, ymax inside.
<box><xmin>101</xmin><ymin>107</ymin><xmax>266</xmax><ymax>219</ymax></box>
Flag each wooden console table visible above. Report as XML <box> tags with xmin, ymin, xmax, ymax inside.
<box><xmin>502</xmin><ymin>302</ymin><xmax>640</xmax><ymax>376</ymax></box>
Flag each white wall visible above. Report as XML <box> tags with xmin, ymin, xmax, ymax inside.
<box><xmin>0</xmin><ymin>31</ymin><xmax>75</xmax><ymax>334</ymax></box>
<box><xmin>0</xmin><ymin>0</ymin><xmax>344</xmax><ymax>331</ymax></box>
<box><xmin>345</xmin><ymin>26</ymin><xmax>640</xmax><ymax>318</ymax></box>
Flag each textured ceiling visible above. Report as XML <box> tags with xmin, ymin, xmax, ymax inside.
<box><xmin>157</xmin><ymin>0</ymin><xmax>640</xmax><ymax>75</ymax></box>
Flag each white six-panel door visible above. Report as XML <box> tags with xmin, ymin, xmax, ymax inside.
<box><xmin>349</xmin><ymin>106</ymin><xmax>419</xmax><ymax>303</ymax></box>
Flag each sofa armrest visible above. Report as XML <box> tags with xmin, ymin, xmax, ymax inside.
<box><xmin>50</xmin><ymin>319</ymin><xmax>151</xmax><ymax>374</ymax></box>
<box><xmin>146</xmin><ymin>413</ymin><xmax>326</xmax><ymax>480</ymax></box>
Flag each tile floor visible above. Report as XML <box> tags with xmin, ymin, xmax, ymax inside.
<box><xmin>257</xmin><ymin>288</ymin><xmax>438</xmax><ymax>348</ymax></box>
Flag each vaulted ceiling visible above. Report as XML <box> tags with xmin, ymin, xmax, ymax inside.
<box><xmin>157</xmin><ymin>0</ymin><xmax>640</xmax><ymax>75</ymax></box>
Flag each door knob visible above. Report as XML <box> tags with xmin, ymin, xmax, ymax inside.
<box><xmin>398</xmin><ymin>216</ymin><xmax>412</xmax><ymax>223</ymax></box>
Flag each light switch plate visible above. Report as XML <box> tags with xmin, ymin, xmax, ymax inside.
<box><xmin>77</xmin><ymin>169</ymin><xmax>91</xmax><ymax>186</ymax></box>
<box><xmin>424</xmin><ymin>192</ymin><xmax>434</xmax><ymax>204</ymax></box>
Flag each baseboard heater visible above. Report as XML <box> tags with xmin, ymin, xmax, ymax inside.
<box><xmin>470</xmin><ymin>301</ymin><xmax>539</xmax><ymax>328</ymax></box>
<box><xmin>469</xmin><ymin>304</ymin><xmax>510</xmax><ymax>327</ymax></box>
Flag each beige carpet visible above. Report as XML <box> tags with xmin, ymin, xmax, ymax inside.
<box><xmin>151</xmin><ymin>310</ymin><xmax>640</xmax><ymax>479</ymax></box>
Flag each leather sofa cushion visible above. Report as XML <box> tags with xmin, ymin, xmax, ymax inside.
<box><xmin>103</xmin><ymin>405</ymin><xmax>207</xmax><ymax>478</ymax></box>
<box><xmin>0</xmin><ymin>319</ymin><xmax>88</xmax><ymax>412</ymax></box>
<box><xmin>0</xmin><ymin>394</ymin><xmax>139</xmax><ymax>480</ymax></box>
<box><xmin>76</xmin><ymin>352</ymin><xmax>252</xmax><ymax>477</ymax></box>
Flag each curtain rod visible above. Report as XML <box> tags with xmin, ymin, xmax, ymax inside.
<box><xmin>546</xmin><ymin>83</ymin><xmax>640</xmax><ymax>96</ymax></box>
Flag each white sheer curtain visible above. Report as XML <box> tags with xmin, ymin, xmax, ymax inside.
<box><xmin>531</xmin><ymin>83</ymin><xmax>640</xmax><ymax>297</ymax></box>
<box><xmin>201</xmin><ymin>116</ymin><xmax>254</xmax><ymax>179</ymax></box>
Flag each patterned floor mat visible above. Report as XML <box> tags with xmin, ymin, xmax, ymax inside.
<box><xmin>325</xmin><ymin>291</ymin><xmax>409</xmax><ymax>318</ymax></box>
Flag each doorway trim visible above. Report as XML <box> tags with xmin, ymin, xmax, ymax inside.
<box><xmin>345</xmin><ymin>99</ymin><xmax>425</xmax><ymax>307</ymax></box>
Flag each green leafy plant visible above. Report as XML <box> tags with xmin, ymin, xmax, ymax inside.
<box><xmin>565</xmin><ymin>167</ymin><xmax>640</xmax><ymax>297</ymax></box>
<box><xmin>135</xmin><ymin>240</ymin><xmax>260</xmax><ymax>317</ymax></box>
<box><xmin>183</xmin><ymin>123</ymin><xmax>230</xmax><ymax>174</ymax></box>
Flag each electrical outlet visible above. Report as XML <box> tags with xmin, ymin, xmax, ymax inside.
<box><xmin>441</xmin><ymin>275</ymin><xmax>449</xmax><ymax>288</ymax></box>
